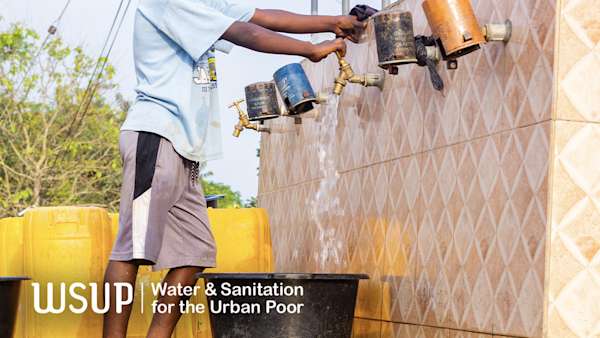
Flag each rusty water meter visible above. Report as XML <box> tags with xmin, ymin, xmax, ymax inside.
<box><xmin>373</xmin><ymin>11</ymin><xmax>418</xmax><ymax>69</ymax></box>
<box><xmin>372</xmin><ymin>9</ymin><xmax>444</xmax><ymax>90</ymax></box>
<box><xmin>422</xmin><ymin>0</ymin><xmax>486</xmax><ymax>59</ymax></box>
<box><xmin>244</xmin><ymin>81</ymin><xmax>281</xmax><ymax>122</ymax></box>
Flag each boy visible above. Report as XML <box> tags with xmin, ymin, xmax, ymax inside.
<box><xmin>103</xmin><ymin>1</ymin><xmax>365</xmax><ymax>337</ymax></box>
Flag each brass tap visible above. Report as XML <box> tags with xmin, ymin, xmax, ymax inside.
<box><xmin>229</xmin><ymin>99</ymin><xmax>270</xmax><ymax>137</ymax></box>
<box><xmin>333</xmin><ymin>52</ymin><xmax>384</xmax><ymax>96</ymax></box>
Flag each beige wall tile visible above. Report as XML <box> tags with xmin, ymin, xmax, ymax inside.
<box><xmin>257</xmin><ymin>0</ymin><xmax>560</xmax><ymax>337</ymax></box>
<box><xmin>556</xmin><ymin>0</ymin><xmax>600</xmax><ymax>122</ymax></box>
<box><xmin>383</xmin><ymin>322</ymin><xmax>489</xmax><ymax>338</ymax></box>
<box><xmin>352</xmin><ymin>318</ymin><xmax>381</xmax><ymax>338</ymax></box>
<box><xmin>547</xmin><ymin>120</ymin><xmax>600</xmax><ymax>338</ymax></box>
<box><xmin>382</xmin><ymin>156</ymin><xmax>422</xmax><ymax>324</ymax></box>
<box><xmin>383</xmin><ymin>321</ymin><xmax>417</xmax><ymax>338</ymax></box>
<box><xmin>351</xmin><ymin>165</ymin><xmax>389</xmax><ymax>321</ymax></box>
<box><xmin>420</xmin><ymin>326</ymin><xmax>450</xmax><ymax>338</ymax></box>
<box><xmin>383</xmin><ymin>323</ymin><xmax>450</xmax><ymax>338</ymax></box>
<box><xmin>449</xmin><ymin>330</ymin><xmax>493</xmax><ymax>338</ymax></box>
<box><xmin>258</xmin><ymin>0</ymin><xmax>556</xmax><ymax>188</ymax></box>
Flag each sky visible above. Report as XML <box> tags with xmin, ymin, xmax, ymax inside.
<box><xmin>0</xmin><ymin>0</ymin><xmax>381</xmax><ymax>200</ymax></box>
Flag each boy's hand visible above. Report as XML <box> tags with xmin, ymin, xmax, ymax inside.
<box><xmin>332</xmin><ymin>15</ymin><xmax>367</xmax><ymax>43</ymax></box>
<box><xmin>308</xmin><ymin>38</ymin><xmax>347</xmax><ymax>63</ymax></box>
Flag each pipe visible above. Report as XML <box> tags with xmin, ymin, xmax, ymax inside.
<box><xmin>483</xmin><ymin>20</ymin><xmax>513</xmax><ymax>43</ymax></box>
<box><xmin>342</xmin><ymin>0</ymin><xmax>350</xmax><ymax>15</ymax></box>
<box><xmin>311</xmin><ymin>0</ymin><xmax>319</xmax><ymax>41</ymax></box>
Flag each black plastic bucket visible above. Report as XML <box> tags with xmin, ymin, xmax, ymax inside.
<box><xmin>0</xmin><ymin>277</ymin><xmax>29</xmax><ymax>338</ymax></box>
<box><xmin>198</xmin><ymin>273</ymin><xmax>369</xmax><ymax>338</ymax></box>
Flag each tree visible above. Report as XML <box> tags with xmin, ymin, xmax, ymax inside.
<box><xmin>0</xmin><ymin>21</ymin><xmax>255</xmax><ymax>216</ymax></box>
<box><xmin>199</xmin><ymin>169</ymin><xmax>244</xmax><ymax>208</ymax></box>
<box><xmin>244</xmin><ymin>196</ymin><xmax>257</xmax><ymax>208</ymax></box>
<box><xmin>0</xmin><ymin>22</ymin><xmax>124</xmax><ymax>217</ymax></box>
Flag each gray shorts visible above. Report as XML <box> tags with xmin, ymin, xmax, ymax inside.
<box><xmin>110</xmin><ymin>131</ymin><xmax>216</xmax><ymax>271</ymax></box>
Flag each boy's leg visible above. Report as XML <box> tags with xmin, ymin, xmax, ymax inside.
<box><xmin>106</xmin><ymin>131</ymin><xmax>215</xmax><ymax>337</ymax></box>
<box><xmin>146</xmin><ymin>266</ymin><xmax>204</xmax><ymax>338</ymax></box>
<box><xmin>103</xmin><ymin>260</ymin><xmax>140</xmax><ymax>338</ymax></box>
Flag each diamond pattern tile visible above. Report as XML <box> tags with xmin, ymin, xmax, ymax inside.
<box><xmin>384</xmin><ymin>322</ymin><xmax>452</xmax><ymax>338</ymax></box>
<box><xmin>259</xmin><ymin>0</ymin><xmax>556</xmax><ymax>195</ymax></box>
<box><xmin>556</xmin><ymin>0</ymin><xmax>600</xmax><ymax>122</ymax></box>
<box><xmin>257</xmin><ymin>0</ymin><xmax>560</xmax><ymax>337</ymax></box>
<box><xmin>547</xmin><ymin>120</ymin><xmax>600</xmax><ymax>338</ymax></box>
<box><xmin>352</xmin><ymin>318</ymin><xmax>381</xmax><ymax>338</ymax></box>
<box><xmin>449</xmin><ymin>330</ymin><xmax>493</xmax><ymax>338</ymax></box>
<box><xmin>383</xmin><ymin>157</ymin><xmax>421</xmax><ymax>325</ymax></box>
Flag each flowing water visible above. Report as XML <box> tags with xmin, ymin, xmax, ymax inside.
<box><xmin>309</xmin><ymin>96</ymin><xmax>345</xmax><ymax>270</ymax></box>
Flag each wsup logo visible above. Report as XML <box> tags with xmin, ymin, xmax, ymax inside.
<box><xmin>31</xmin><ymin>283</ymin><xmax>133</xmax><ymax>314</ymax></box>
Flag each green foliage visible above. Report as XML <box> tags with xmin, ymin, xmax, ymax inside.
<box><xmin>0</xmin><ymin>22</ymin><xmax>125</xmax><ymax>217</ymax></box>
<box><xmin>0</xmin><ymin>21</ymin><xmax>256</xmax><ymax>216</ymax></box>
<box><xmin>198</xmin><ymin>169</ymin><xmax>245</xmax><ymax>208</ymax></box>
<box><xmin>244</xmin><ymin>196</ymin><xmax>257</xmax><ymax>208</ymax></box>
<box><xmin>201</xmin><ymin>178</ymin><xmax>244</xmax><ymax>208</ymax></box>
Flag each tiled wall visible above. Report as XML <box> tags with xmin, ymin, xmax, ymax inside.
<box><xmin>257</xmin><ymin>0</ymin><xmax>598</xmax><ymax>337</ymax></box>
<box><xmin>546</xmin><ymin>0</ymin><xmax>600</xmax><ymax>337</ymax></box>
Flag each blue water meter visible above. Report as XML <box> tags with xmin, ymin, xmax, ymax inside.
<box><xmin>273</xmin><ymin>63</ymin><xmax>318</xmax><ymax>115</ymax></box>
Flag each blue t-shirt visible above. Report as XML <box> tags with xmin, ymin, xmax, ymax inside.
<box><xmin>122</xmin><ymin>0</ymin><xmax>255</xmax><ymax>162</ymax></box>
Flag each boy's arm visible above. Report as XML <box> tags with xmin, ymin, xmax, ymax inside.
<box><xmin>250</xmin><ymin>9</ymin><xmax>366</xmax><ymax>42</ymax></box>
<box><xmin>222</xmin><ymin>21</ymin><xmax>347</xmax><ymax>62</ymax></box>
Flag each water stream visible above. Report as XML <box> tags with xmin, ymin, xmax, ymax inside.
<box><xmin>309</xmin><ymin>96</ymin><xmax>344</xmax><ymax>270</ymax></box>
